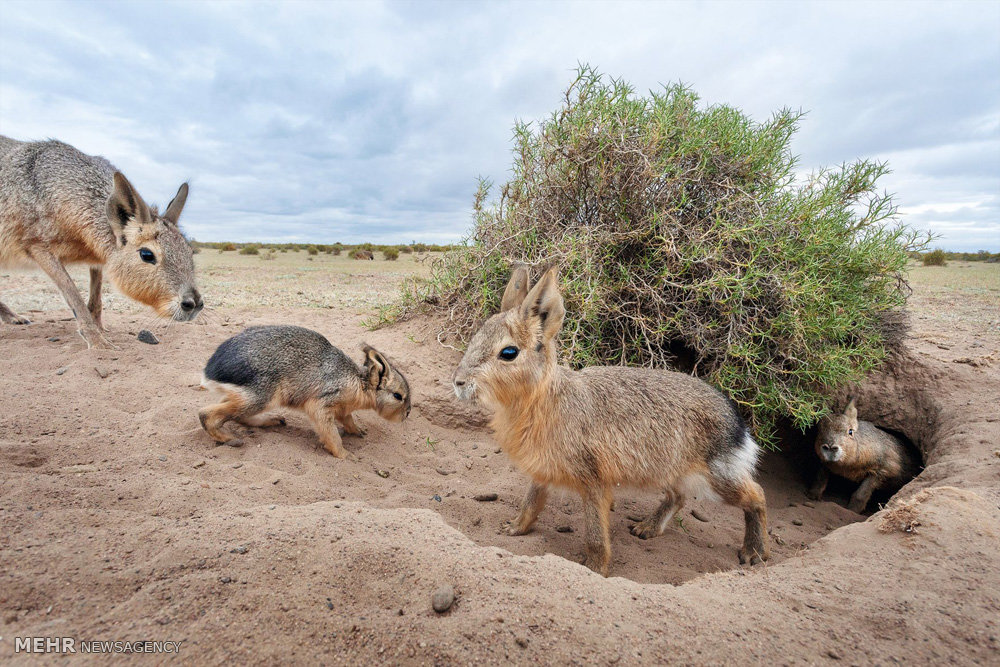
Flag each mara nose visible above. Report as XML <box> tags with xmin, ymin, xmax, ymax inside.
<box><xmin>181</xmin><ymin>288</ymin><xmax>203</xmax><ymax>313</ymax></box>
<box><xmin>454</xmin><ymin>378</ymin><xmax>466</xmax><ymax>387</ymax></box>
<box><xmin>822</xmin><ymin>444</ymin><xmax>839</xmax><ymax>453</ymax></box>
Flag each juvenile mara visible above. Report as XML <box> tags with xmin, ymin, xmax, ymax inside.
<box><xmin>200</xmin><ymin>325</ymin><xmax>411</xmax><ymax>457</ymax></box>
<box><xmin>0</xmin><ymin>136</ymin><xmax>202</xmax><ymax>348</ymax></box>
<box><xmin>809</xmin><ymin>399</ymin><xmax>919</xmax><ymax>513</ymax></box>
<box><xmin>453</xmin><ymin>266</ymin><xmax>770</xmax><ymax>576</ymax></box>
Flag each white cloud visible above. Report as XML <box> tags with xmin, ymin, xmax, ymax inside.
<box><xmin>1</xmin><ymin>0</ymin><xmax>997</xmax><ymax>249</ymax></box>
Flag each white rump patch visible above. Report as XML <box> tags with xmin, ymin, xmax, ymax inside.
<box><xmin>710</xmin><ymin>431</ymin><xmax>760</xmax><ymax>484</ymax></box>
<box><xmin>200</xmin><ymin>376</ymin><xmax>240</xmax><ymax>395</ymax></box>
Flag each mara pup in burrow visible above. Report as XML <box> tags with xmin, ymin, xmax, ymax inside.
<box><xmin>199</xmin><ymin>325</ymin><xmax>411</xmax><ymax>457</ymax></box>
<box><xmin>809</xmin><ymin>399</ymin><xmax>919</xmax><ymax>513</ymax></box>
<box><xmin>0</xmin><ymin>135</ymin><xmax>202</xmax><ymax>348</ymax></box>
<box><xmin>452</xmin><ymin>266</ymin><xmax>770</xmax><ymax>576</ymax></box>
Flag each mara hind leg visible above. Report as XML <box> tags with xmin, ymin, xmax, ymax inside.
<box><xmin>629</xmin><ymin>487</ymin><xmax>686</xmax><ymax>540</ymax></box>
<box><xmin>508</xmin><ymin>481</ymin><xmax>549</xmax><ymax>536</ymax></box>
<box><xmin>713</xmin><ymin>477</ymin><xmax>770</xmax><ymax>565</ymax></box>
<box><xmin>302</xmin><ymin>399</ymin><xmax>347</xmax><ymax>458</ymax></box>
<box><xmin>0</xmin><ymin>298</ymin><xmax>31</xmax><ymax>325</ymax></box>
<box><xmin>236</xmin><ymin>412</ymin><xmax>286</xmax><ymax>428</ymax></box>
<box><xmin>199</xmin><ymin>389</ymin><xmax>264</xmax><ymax>447</ymax></box>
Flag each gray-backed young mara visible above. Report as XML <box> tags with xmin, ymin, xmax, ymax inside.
<box><xmin>809</xmin><ymin>399</ymin><xmax>919</xmax><ymax>513</ymax></box>
<box><xmin>199</xmin><ymin>325</ymin><xmax>411</xmax><ymax>458</ymax></box>
<box><xmin>0</xmin><ymin>135</ymin><xmax>202</xmax><ymax>348</ymax></box>
<box><xmin>452</xmin><ymin>266</ymin><xmax>770</xmax><ymax>576</ymax></box>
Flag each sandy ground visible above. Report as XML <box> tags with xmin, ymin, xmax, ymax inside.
<box><xmin>1</xmin><ymin>254</ymin><xmax>998</xmax><ymax>664</ymax></box>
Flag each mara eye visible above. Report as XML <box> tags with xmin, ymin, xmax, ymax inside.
<box><xmin>393</xmin><ymin>392</ymin><xmax>403</xmax><ymax>401</ymax></box>
<box><xmin>848</xmin><ymin>428</ymin><xmax>854</xmax><ymax>436</ymax></box>
<box><xmin>139</xmin><ymin>248</ymin><xmax>156</xmax><ymax>264</ymax></box>
<box><xmin>498</xmin><ymin>346</ymin><xmax>519</xmax><ymax>361</ymax></box>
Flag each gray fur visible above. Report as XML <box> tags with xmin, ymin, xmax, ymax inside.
<box><xmin>0</xmin><ymin>135</ymin><xmax>201</xmax><ymax>347</ymax></box>
<box><xmin>200</xmin><ymin>325</ymin><xmax>411</xmax><ymax>456</ymax></box>
<box><xmin>809</xmin><ymin>398</ymin><xmax>919</xmax><ymax>513</ymax></box>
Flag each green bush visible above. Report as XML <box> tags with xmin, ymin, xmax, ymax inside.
<box><xmin>239</xmin><ymin>244</ymin><xmax>260</xmax><ymax>255</ymax></box>
<box><xmin>219</xmin><ymin>242</ymin><xmax>237</xmax><ymax>252</ymax></box>
<box><xmin>400</xmin><ymin>245</ymin><xmax>414</xmax><ymax>254</ymax></box>
<box><xmin>388</xmin><ymin>66</ymin><xmax>930</xmax><ymax>446</ymax></box>
<box><xmin>383</xmin><ymin>248</ymin><xmax>400</xmax><ymax>261</ymax></box>
<box><xmin>307</xmin><ymin>245</ymin><xmax>319</xmax><ymax>256</ymax></box>
<box><xmin>922</xmin><ymin>249</ymin><xmax>947</xmax><ymax>266</ymax></box>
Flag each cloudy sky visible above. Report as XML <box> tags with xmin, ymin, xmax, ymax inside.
<box><xmin>1</xmin><ymin>1</ymin><xmax>997</xmax><ymax>250</ymax></box>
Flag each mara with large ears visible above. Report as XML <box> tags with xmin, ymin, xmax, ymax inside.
<box><xmin>454</xmin><ymin>264</ymin><xmax>770</xmax><ymax>576</ymax></box>
<box><xmin>810</xmin><ymin>397</ymin><xmax>918</xmax><ymax>513</ymax></box>
<box><xmin>0</xmin><ymin>135</ymin><xmax>202</xmax><ymax>348</ymax></box>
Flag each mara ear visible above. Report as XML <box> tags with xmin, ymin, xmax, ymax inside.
<box><xmin>500</xmin><ymin>264</ymin><xmax>530</xmax><ymax>312</ymax></box>
<box><xmin>844</xmin><ymin>398</ymin><xmax>858</xmax><ymax>428</ymax></box>
<box><xmin>105</xmin><ymin>172</ymin><xmax>151</xmax><ymax>241</ymax></box>
<box><xmin>520</xmin><ymin>268</ymin><xmax>565</xmax><ymax>343</ymax></box>
<box><xmin>163</xmin><ymin>182</ymin><xmax>189</xmax><ymax>225</ymax></box>
<box><xmin>363</xmin><ymin>345</ymin><xmax>390</xmax><ymax>389</ymax></box>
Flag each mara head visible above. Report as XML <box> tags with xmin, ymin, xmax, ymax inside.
<box><xmin>453</xmin><ymin>264</ymin><xmax>565</xmax><ymax>407</ymax></box>
<box><xmin>363</xmin><ymin>345</ymin><xmax>411</xmax><ymax>422</ymax></box>
<box><xmin>103</xmin><ymin>172</ymin><xmax>202</xmax><ymax>321</ymax></box>
<box><xmin>814</xmin><ymin>398</ymin><xmax>860</xmax><ymax>463</ymax></box>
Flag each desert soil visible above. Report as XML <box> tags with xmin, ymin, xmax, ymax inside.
<box><xmin>1</xmin><ymin>253</ymin><xmax>998</xmax><ymax>664</ymax></box>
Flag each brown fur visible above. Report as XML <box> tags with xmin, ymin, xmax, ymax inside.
<box><xmin>454</xmin><ymin>266</ymin><xmax>769</xmax><ymax>575</ymax></box>
<box><xmin>199</xmin><ymin>326</ymin><xmax>410</xmax><ymax>457</ymax></box>
<box><xmin>0</xmin><ymin>137</ymin><xmax>201</xmax><ymax>348</ymax></box>
<box><xmin>809</xmin><ymin>399</ymin><xmax>919</xmax><ymax>513</ymax></box>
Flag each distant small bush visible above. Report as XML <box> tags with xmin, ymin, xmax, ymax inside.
<box><xmin>261</xmin><ymin>250</ymin><xmax>277</xmax><ymax>261</ymax></box>
<box><xmin>922</xmin><ymin>249</ymin><xmax>947</xmax><ymax>266</ymax></box>
<box><xmin>412</xmin><ymin>243</ymin><xmax>429</xmax><ymax>253</ymax></box>
<box><xmin>383</xmin><ymin>248</ymin><xmax>400</xmax><ymax>261</ymax></box>
<box><xmin>307</xmin><ymin>245</ymin><xmax>319</xmax><ymax>256</ymax></box>
<box><xmin>400</xmin><ymin>245</ymin><xmax>414</xmax><ymax>254</ymax></box>
<box><xmin>219</xmin><ymin>242</ymin><xmax>237</xmax><ymax>252</ymax></box>
<box><xmin>239</xmin><ymin>244</ymin><xmax>260</xmax><ymax>255</ymax></box>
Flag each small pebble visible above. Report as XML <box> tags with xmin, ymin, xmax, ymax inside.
<box><xmin>802</xmin><ymin>501</ymin><xmax>816</xmax><ymax>508</ymax></box>
<box><xmin>157</xmin><ymin>455</ymin><xmax>167</xmax><ymax>462</ymax></box>
<box><xmin>137</xmin><ymin>329</ymin><xmax>159</xmax><ymax>345</ymax></box>
<box><xmin>47</xmin><ymin>337</ymin><xmax>60</xmax><ymax>342</ymax></box>
<box><xmin>219</xmin><ymin>576</ymin><xmax>232</xmax><ymax>584</ymax></box>
<box><xmin>436</xmin><ymin>468</ymin><xmax>454</xmax><ymax>476</ymax></box>
<box><xmin>376</xmin><ymin>469</ymin><xmax>390</xmax><ymax>478</ymax></box>
<box><xmin>494</xmin><ymin>447</ymin><xmax>501</xmax><ymax>454</ymax></box>
<box><xmin>792</xmin><ymin>519</ymin><xmax>804</xmax><ymax>526</ymax></box>
<box><xmin>325</xmin><ymin>598</ymin><xmax>334</xmax><ymax>610</ymax></box>
<box><xmin>431</xmin><ymin>494</ymin><xmax>442</xmax><ymax>502</ymax></box>
<box><xmin>474</xmin><ymin>493</ymin><xmax>498</xmax><ymax>502</ymax></box>
<box><xmin>431</xmin><ymin>584</ymin><xmax>455</xmax><ymax>613</ymax></box>
<box><xmin>56</xmin><ymin>367</ymin><xmax>67</xmax><ymax>375</ymax></box>
<box><xmin>232</xmin><ymin>462</ymin><xmax>243</xmax><ymax>469</ymax></box>
<box><xmin>515</xmin><ymin>636</ymin><xmax>529</xmax><ymax>648</ymax></box>
<box><xmin>193</xmin><ymin>460</ymin><xmax>206</xmax><ymax>469</ymax></box>
<box><xmin>94</xmin><ymin>366</ymin><xmax>109</xmax><ymax>379</ymax></box>
<box><xmin>269</xmin><ymin>504</ymin><xmax>277</xmax><ymax>510</ymax></box>
<box><xmin>827</xmin><ymin>649</ymin><xmax>841</xmax><ymax>660</ymax></box>
<box><xmin>230</xmin><ymin>545</ymin><xmax>248</xmax><ymax>554</ymax></box>
<box><xmin>555</xmin><ymin>525</ymin><xmax>573</xmax><ymax>533</ymax></box>
<box><xmin>690</xmin><ymin>508</ymin><xmax>710</xmax><ymax>523</ymax></box>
